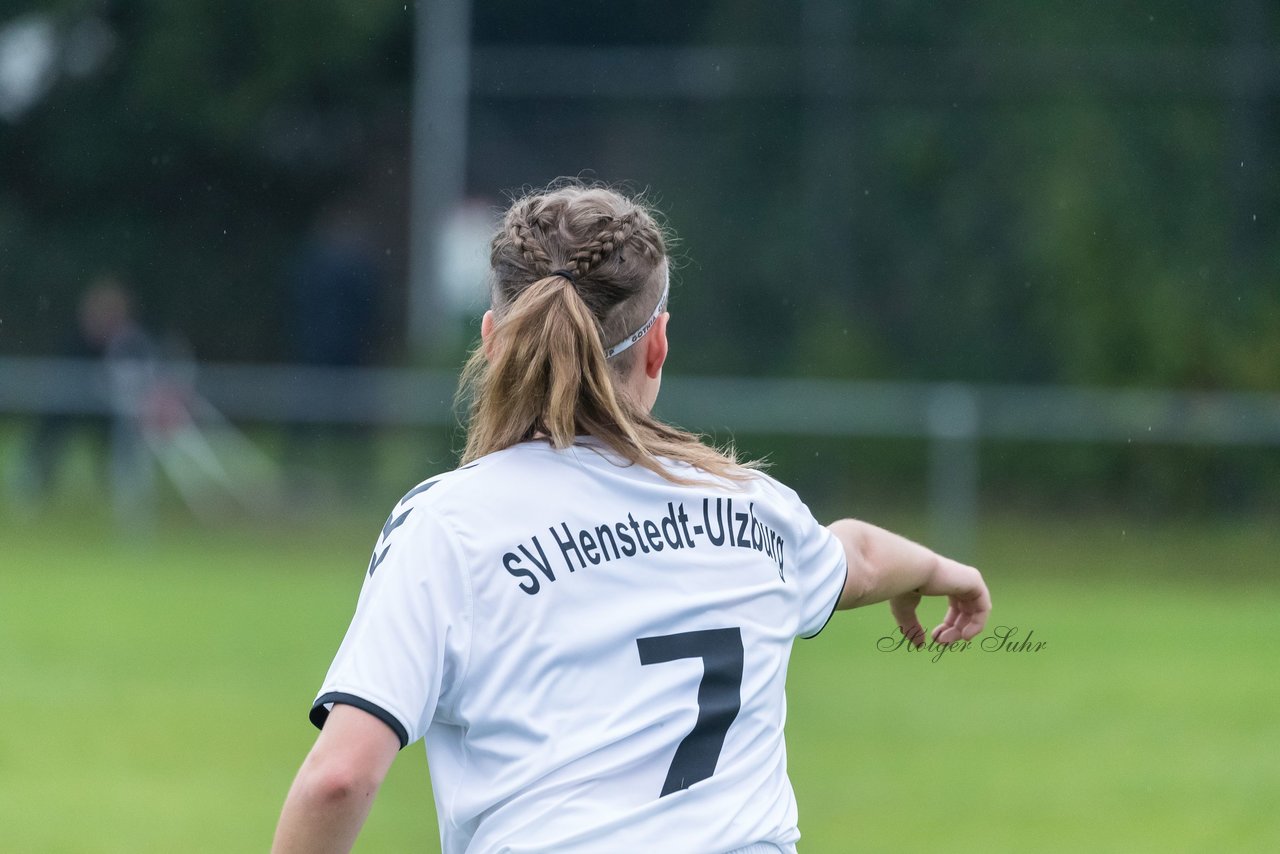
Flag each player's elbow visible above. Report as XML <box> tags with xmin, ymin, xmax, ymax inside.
<box><xmin>299</xmin><ymin>758</ymin><xmax>381</xmax><ymax>806</ymax></box>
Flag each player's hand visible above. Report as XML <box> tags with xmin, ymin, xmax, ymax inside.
<box><xmin>889</xmin><ymin>558</ymin><xmax>990</xmax><ymax>647</ymax></box>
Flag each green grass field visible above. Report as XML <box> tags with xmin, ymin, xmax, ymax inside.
<box><xmin>2</xmin><ymin>506</ymin><xmax>1276</xmax><ymax>852</ymax></box>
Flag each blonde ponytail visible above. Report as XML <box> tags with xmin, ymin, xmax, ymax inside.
<box><xmin>459</xmin><ymin>182</ymin><xmax>757</xmax><ymax>483</ymax></box>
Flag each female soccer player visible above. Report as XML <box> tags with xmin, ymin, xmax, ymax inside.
<box><xmin>272</xmin><ymin>183</ymin><xmax>990</xmax><ymax>854</ymax></box>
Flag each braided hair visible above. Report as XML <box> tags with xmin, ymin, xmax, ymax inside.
<box><xmin>459</xmin><ymin>181</ymin><xmax>753</xmax><ymax>483</ymax></box>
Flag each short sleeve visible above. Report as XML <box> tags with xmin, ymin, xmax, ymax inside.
<box><xmin>309</xmin><ymin>499</ymin><xmax>470</xmax><ymax>748</ymax></box>
<box><xmin>771</xmin><ymin>481</ymin><xmax>847</xmax><ymax>639</ymax></box>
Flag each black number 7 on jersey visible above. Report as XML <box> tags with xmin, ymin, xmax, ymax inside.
<box><xmin>636</xmin><ymin>627</ymin><xmax>744</xmax><ymax>797</ymax></box>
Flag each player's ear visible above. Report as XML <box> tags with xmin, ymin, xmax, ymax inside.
<box><xmin>481</xmin><ymin>310</ymin><xmax>496</xmax><ymax>361</ymax></box>
<box><xmin>643</xmin><ymin>312</ymin><xmax>668</xmax><ymax>380</ymax></box>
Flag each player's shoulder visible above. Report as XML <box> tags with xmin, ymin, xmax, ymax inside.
<box><xmin>364</xmin><ymin>460</ymin><xmax>498</xmax><ymax>574</ymax></box>
<box><xmin>390</xmin><ymin>458</ymin><xmax>493</xmax><ymax>514</ymax></box>
<box><xmin>387</xmin><ymin>443</ymin><xmax>548</xmax><ymax>513</ymax></box>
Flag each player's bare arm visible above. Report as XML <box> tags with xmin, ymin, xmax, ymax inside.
<box><xmin>828</xmin><ymin>519</ymin><xmax>991</xmax><ymax>646</ymax></box>
<box><xmin>272</xmin><ymin>704</ymin><xmax>400</xmax><ymax>854</ymax></box>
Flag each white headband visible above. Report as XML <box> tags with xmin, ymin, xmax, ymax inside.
<box><xmin>603</xmin><ymin>274</ymin><xmax>669</xmax><ymax>359</ymax></box>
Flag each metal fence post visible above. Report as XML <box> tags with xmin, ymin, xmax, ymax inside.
<box><xmin>927</xmin><ymin>384</ymin><xmax>980</xmax><ymax>560</ymax></box>
<box><xmin>409</xmin><ymin>0</ymin><xmax>472</xmax><ymax>361</ymax></box>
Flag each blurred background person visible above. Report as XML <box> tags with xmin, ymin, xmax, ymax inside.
<box><xmin>283</xmin><ymin>204</ymin><xmax>382</xmax><ymax>502</ymax></box>
<box><xmin>289</xmin><ymin>205</ymin><xmax>380</xmax><ymax>372</ymax></box>
<box><xmin>18</xmin><ymin>275</ymin><xmax>157</xmax><ymax>523</ymax></box>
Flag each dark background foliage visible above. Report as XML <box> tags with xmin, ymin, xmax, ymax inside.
<box><xmin>2</xmin><ymin>1</ymin><xmax>1277</xmax><ymax>512</ymax></box>
<box><xmin>4</xmin><ymin>1</ymin><xmax>1276</xmax><ymax>382</ymax></box>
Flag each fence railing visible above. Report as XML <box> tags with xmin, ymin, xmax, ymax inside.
<box><xmin>3</xmin><ymin>356</ymin><xmax>1278</xmax><ymax>553</ymax></box>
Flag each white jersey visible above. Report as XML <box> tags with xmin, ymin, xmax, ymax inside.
<box><xmin>310</xmin><ymin>439</ymin><xmax>847</xmax><ymax>854</ymax></box>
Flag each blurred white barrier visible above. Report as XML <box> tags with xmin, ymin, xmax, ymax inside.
<box><xmin>3</xmin><ymin>357</ymin><xmax>1279</xmax><ymax>552</ymax></box>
